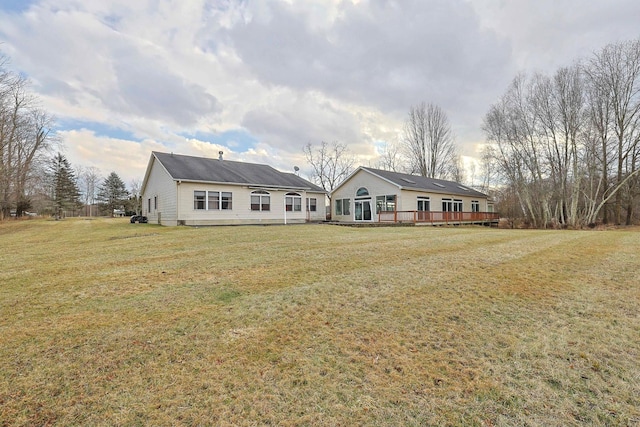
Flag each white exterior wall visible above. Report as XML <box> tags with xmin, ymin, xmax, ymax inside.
<box><xmin>330</xmin><ymin>170</ymin><xmax>399</xmax><ymax>222</ymax></box>
<box><xmin>142</xmin><ymin>159</ymin><xmax>177</xmax><ymax>226</ymax></box>
<box><xmin>306</xmin><ymin>191</ymin><xmax>328</xmax><ymax>222</ymax></box>
<box><xmin>401</xmin><ymin>189</ymin><xmax>489</xmax><ymax>212</ymax></box>
<box><xmin>175</xmin><ymin>182</ymin><xmax>324</xmax><ymax>226</ymax></box>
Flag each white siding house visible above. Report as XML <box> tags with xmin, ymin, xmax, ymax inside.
<box><xmin>140</xmin><ymin>152</ymin><xmax>326</xmax><ymax>226</ymax></box>
<box><xmin>330</xmin><ymin>167</ymin><xmax>497</xmax><ymax>224</ymax></box>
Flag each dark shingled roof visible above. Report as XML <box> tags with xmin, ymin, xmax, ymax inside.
<box><xmin>361</xmin><ymin>167</ymin><xmax>489</xmax><ymax>198</ymax></box>
<box><xmin>153</xmin><ymin>152</ymin><xmax>325</xmax><ymax>192</ymax></box>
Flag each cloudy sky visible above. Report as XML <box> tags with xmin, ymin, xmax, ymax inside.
<box><xmin>1</xmin><ymin>0</ymin><xmax>639</xmax><ymax>186</ymax></box>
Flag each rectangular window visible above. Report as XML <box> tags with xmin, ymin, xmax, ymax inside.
<box><xmin>251</xmin><ymin>196</ymin><xmax>260</xmax><ymax>211</ymax></box>
<box><xmin>417</xmin><ymin>197</ymin><xmax>430</xmax><ymax>211</ymax></box>
<box><xmin>251</xmin><ymin>195</ymin><xmax>260</xmax><ymax>211</ymax></box>
<box><xmin>306</xmin><ymin>198</ymin><xmax>317</xmax><ymax>212</ymax></box>
<box><xmin>251</xmin><ymin>193</ymin><xmax>270</xmax><ymax>211</ymax></box>
<box><xmin>342</xmin><ymin>199</ymin><xmax>350</xmax><ymax>215</ymax></box>
<box><xmin>442</xmin><ymin>198</ymin><xmax>452</xmax><ymax>212</ymax></box>
<box><xmin>471</xmin><ymin>200</ymin><xmax>480</xmax><ymax>212</ymax></box>
<box><xmin>221</xmin><ymin>192</ymin><xmax>232</xmax><ymax>210</ymax></box>
<box><xmin>148</xmin><ymin>198</ymin><xmax>151</xmax><ymax>212</ymax></box>
<box><xmin>376</xmin><ymin>194</ymin><xmax>396</xmax><ymax>213</ymax></box>
<box><xmin>194</xmin><ymin>191</ymin><xmax>206</xmax><ymax>210</ymax></box>
<box><xmin>335</xmin><ymin>199</ymin><xmax>351</xmax><ymax>216</ymax></box>
<box><xmin>154</xmin><ymin>196</ymin><xmax>157</xmax><ymax>210</ymax></box>
<box><xmin>208</xmin><ymin>192</ymin><xmax>220</xmax><ymax>210</ymax></box>
<box><xmin>453</xmin><ymin>199</ymin><xmax>463</xmax><ymax>212</ymax></box>
<box><xmin>286</xmin><ymin>195</ymin><xmax>302</xmax><ymax>212</ymax></box>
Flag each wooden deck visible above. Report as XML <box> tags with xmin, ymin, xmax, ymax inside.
<box><xmin>378</xmin><ymin>211</ymin><xmax>500</xmax><ymax>226</ymax></box>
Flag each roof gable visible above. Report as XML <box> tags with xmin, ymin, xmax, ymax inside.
<box><xmin>151</xmin><ymin>152</ymin><xmax>325</xmax><ymax>192</ymax></box>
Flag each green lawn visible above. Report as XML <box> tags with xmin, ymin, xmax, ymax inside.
<box><xmin>1</xmin><ymin>218</ymin><xmax>639</xmax><ymax>426</ymax></box>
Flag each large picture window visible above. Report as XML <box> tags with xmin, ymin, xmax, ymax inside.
<box><xmin>376</xmin><ymin>195</ymin><xmax>396</xmax><ymax>213</ymax></box>
<box><xmin>251</xmin><ymin>190</ymin><xmax>270</xmax><ymax>211</ymax></box>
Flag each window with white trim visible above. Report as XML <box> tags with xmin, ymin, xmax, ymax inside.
<box><xmin>208</xmin><ymin>192</ymin><xmax>219</xmax><ymax>210</ymax></box>
<box><xmin>221</xmin><ymin>192</ymin><xmax>232</xmax><ymax>210</ymax></box>
<box><xmin>285</xmin><ymin>192</ymin><xmax>302</xmax><ymax>212</ymax></box>
<box><xmin>376</xmin><ymin>195</ymin><xmax>396</xmax><ymax>213</ymax></box>
<box><xmin>251</xmin><ymin>190</ymin><xmax>270</xmax><ymax>211</ymax></box>
<box><xmin>306</xmin><ymin>198</ymin><xmax>317</xmax><ymax>212</ymax></box>
<box><xmin>335</xmin><ymin>198</ymin><xmax>350</xmax><ymax>216</ymax></box>
<box><xmin>471</xmin><ymin>200</ymin><xmax>480</xmax><ymax>212</ymax></box>
<box><xmin>356</xmin><ymin>187</ymin><xmax>369</xmax><ymax>197</ymax></box>
<box><xmin>194</xmin><ymin>190</ymin><xmax>233</xmax><ymax>210</ymax></box>
<box><xmin>194</xmin><ymin>191</ymin><xmax>206</xmax><ymax>210</ymax></box>
<box><xmin>417</xmin><ymin>197</ymin><xmax>430</xmax><ymax>211</ymax></box>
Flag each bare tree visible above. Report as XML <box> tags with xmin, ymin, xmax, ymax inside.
<box><xmin>402</xmin><ymin>102</ymin><xmax>459</xmax><ymax>180</ymax></box>
<box><xmin>77</xmin><ymin>166</ymin><xmax>101</xmax><ymax>216</ymax></box>
<box><xmin>128</xmin><ymin>178</ymin><xmax>142</xmax><ymax>214</ymax></box>
<box><xmin>0</xmin><ymin>57</ymin><xmax>57</xmax><ymax>219</ymax></box>
<box><xmin>586</xmin><ymin>40</ymin><xmax>640</xmax><ymax>224</ymax></box>
<box><xmin>303</xmin><ymin>141</ymin><xmax>355</xmax><ymax>199</ymax></box>
<box><xmin>483</xmin><ymin>74</ymin><xmax>552</xmax><ymax>228</ymax></box>
<box><xmin>531</xmin><ymin>65</ymin><xmax>586</xmax><ymax>227</ymax></box>
<box><xmin>375</xmin><ymin>141</ymin><xmax>404</xmax><ymax>172</ymax></box>
<box><xmin>484</xmin><ymin>40</ymin><xmax>640</xmax><ymax>228</ymax></box>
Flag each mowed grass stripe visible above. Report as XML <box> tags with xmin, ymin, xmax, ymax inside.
<box><xmin>1</xmin><ymin>219</ymin><xmax>638</xmax><ymax>426</ymax></box>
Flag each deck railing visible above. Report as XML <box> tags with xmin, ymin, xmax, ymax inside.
<box><xmin>378</xmin><ymin>210</ymin><xmax>500</xmax><ymax>224</ymax></box>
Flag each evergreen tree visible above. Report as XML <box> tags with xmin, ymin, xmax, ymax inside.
<box><xmin>50</xmin><ymin>153</ymin><xmax>81</xmax><ymax>219</ymax></box>
<box><xmin>97</xmin><ymin>172</ymin><xmax>129</xmax><ymax>216</ymax></box>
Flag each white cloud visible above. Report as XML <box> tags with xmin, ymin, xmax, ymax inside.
<box><xmin>1</xmin><ymin>0</ymin><xmax>639</xmax><ymax>186</ymax></box>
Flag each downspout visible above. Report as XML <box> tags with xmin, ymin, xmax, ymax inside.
<box><xmin>176</xmin><ymin>180</ymin><xmax>181</xmax><ymax>226</ymax></box>
<box><xmin>283</xmin><ymin>192</ymin><xmax>287</xmax><ymax>225</ymax></box>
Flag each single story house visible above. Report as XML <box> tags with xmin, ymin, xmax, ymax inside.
<box><xmin>330</xmin><ymin>166</ymin><xmax>498</xmax><ymax>224</ymax></box>
<box><xmin>140</xmin><ymin>151</ymin><xmax>326</xmax><ymax>226</ymax></box>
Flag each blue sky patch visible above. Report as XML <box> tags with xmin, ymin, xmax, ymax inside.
<box><xmin>0</xmin><ymin>0</ymin><xmax>36</xmax><ymax>13</ymax></box>
<box><xmin>56</xmin><ymin>120</ymin><xmax>142</xmax><ymax>142</ymax></box>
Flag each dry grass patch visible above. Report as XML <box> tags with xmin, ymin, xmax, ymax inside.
<box><xmin>1</xmin><ymin>218</ymin><xmax>639</xmax><ymax>426</ymax></box>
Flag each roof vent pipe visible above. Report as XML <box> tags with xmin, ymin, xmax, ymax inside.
<box><xmin>218</xmin><ymin>151</ymin><xmax>224</xmax><ymax>161</ymax></box>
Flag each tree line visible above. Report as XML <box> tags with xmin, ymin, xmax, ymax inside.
<box><xmin>1</xmin><ymin>54</ymin><xmax>138</xmax><ymax>220</ymax></box>
<box><xmin>483</xmin><ymin>39</ymin><xmax>640</xmax><ymax>228</ymax></box>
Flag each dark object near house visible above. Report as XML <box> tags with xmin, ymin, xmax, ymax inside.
<box><xmin>130</xmin><ymin>215</ymin><xmax>148</xmax><ymax>223</ymax></box>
